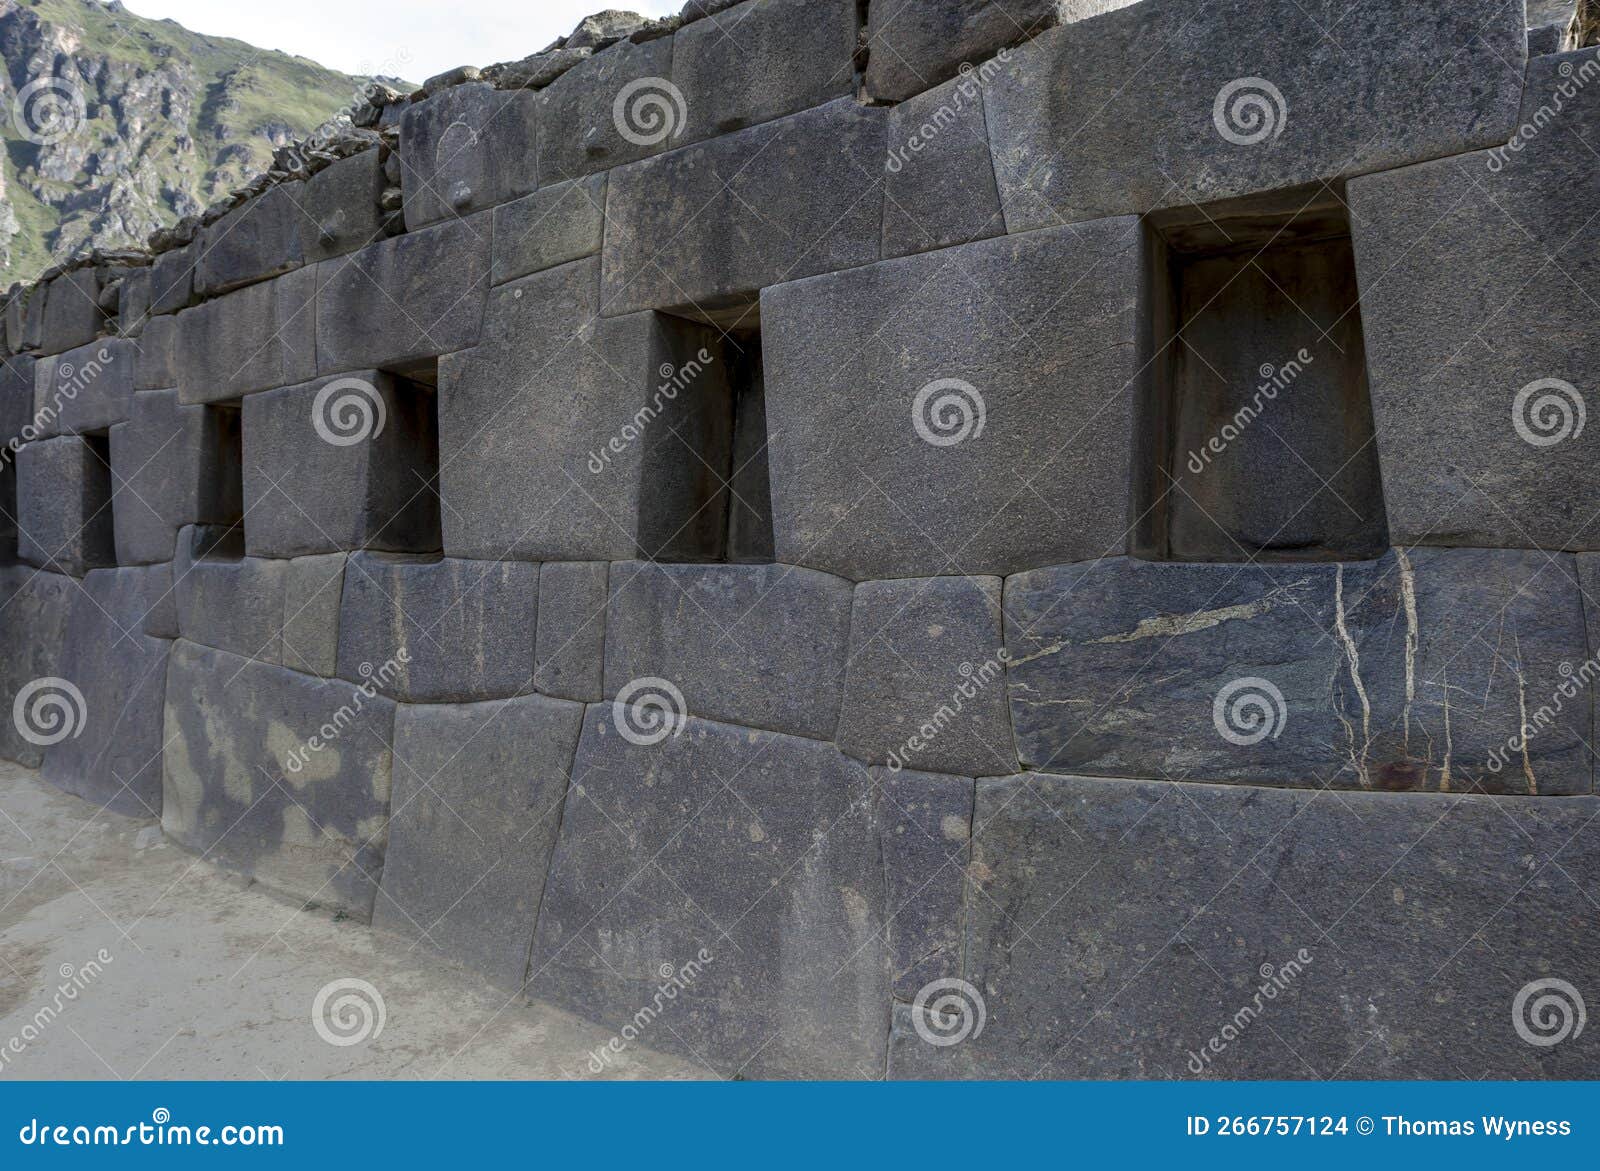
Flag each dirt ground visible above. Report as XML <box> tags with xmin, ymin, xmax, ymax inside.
<box><xmin>0</xmin><ymin>762</ymin><xmax>708</xmax><ymax>1080</ymax></box>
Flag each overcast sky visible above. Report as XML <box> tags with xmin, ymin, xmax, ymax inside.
<box><xmin>121</xmin><ymin>0</ymin><xmax>681</xmax><ymax>84</ymax></box>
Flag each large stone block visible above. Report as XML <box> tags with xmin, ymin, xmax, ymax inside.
<box><xmin>281</xmin><ymin>553</ymin><xmax>346</xmax><ymax>677</ymax></box>
<box><xmin>671</xmin><ymin>0</ymin><xmax>856</xmax><ymax>145</ymax></box>
<box><xmin>299</xmin><ymin>149</ymin><xmax>386</xmax><ymax>262</ymax></box>
<box><xmin>38</xmin><ymin>268</ymin><xmax>103</xmax><ymax>354</ymax></box>
<box><xmin>530</xmin><ymin>708</ymin><xmax>888</xmax><ymax>1079</ymax></box>
<box><xmin>601</xmin><ymin>98</ymin><xmax>886</xmax><ymax>316</ymax></box>
<box><xmin>0</xmin><ymin>565</ymin><xmax>73</xmax><ymax>767</ymax></box>
<box><xmin>149</xmin><ymin>243</ymin><xmax>198</xmax><ymax>316</ymax></box>
<box><xmin>15</xmin><ymin>435</ymin><xmax>116</xmax><ymax>576</ymax></box>
<box><xmin>336</xmin><ymin>553</ymin><xmax>537</xmax><ymax>702</ymax></box>
<box><xmin>55</xmin><ymin>337</ymin><xmax>136</xmax><ymax>433</ymax></box>
<box><xmin>490</xmin><ymin>174</ymin><xmax>606</xmax><ymax>285</ymax></box>
<box><xmin>763</xmin><ymin>216</ymin><xmax>1142</xmax><ymax>579</ymax></box>
<box><xmin>162</xmin><ymin>639</ymin><xmax>395</xmax><ymax>919</ymax></box>
<box><xmin>174</xmin><ymin>267</ymin><xmax>318</xmax><ymax>403</ymax></box>
<box><xmin>133</xmin><ymin>313</ymin><xmax>178</xmax><ymax>390</ymax></box>
<box><xmin>1005</xmin><ymin>549</ymin><xmax>1593</xmax><ymax>795</ymax></box>
<box><xmin>195</xmin><ymin>182</ymin><xmax>307</xmax><ymax>297</ymax></box>
<box><xmin>315</xmin><ymin>216</ymin><xmax>489</xmax><ymax>375</ymax></box>
<box><xmin>172</xmin><ymin>525</ymin><xmax>287</xmax><ymax>664</ymax></box>
<box><xmin>40</xmin><ymin>566</ymin><xmax>171</xmax><ymax>817</ymax></box>
<box><xmin>890</xmin><ymin>773</ymin><xmax>1600</xmax><ymax>1078</ymax></box>
<box><xmin>110</xmin><ymin>389</ymin><xmax>240</xmax><ymax>566</ymax></box>
<box><xmin>117</xmin><ymin>266</ymin><xmax>152</xmax><ymax>336</ymax></box>
<box><xmin>1348</xmin><ymin>50</ymin><xmax>1600</xmax><ymax>550</ymax></box>
<box><xmin>400</xmin><ymin>83</ymin><xmax>540</xmax><ymax>230</ymax></box>
<box><xmin>878</xmin><ymin>766</ymin><xmax>972</xmax><ymax>1000</ymax></box>
<box><xmin>241</xmin><ymin>371</ymin><xmax>442</xmax><ymax>558</ymax></box>
<box><xmin>535</xmin><ymin>36</ymin><xmax>675</xmax><ymax>184</ymax></box>
<box><xmin>30</xmin><ymin>356</ymin><xmax>61</xmax><ymax>441</ymax></box>
<box><xmin>534</xmin><ymin>560</ymin><xmax>607</xmax><ymax>702</ymax></box>
<box><xmin>438</xmin><ymin>258</ymin><xmax>732</xmax><ymax>561</ymax></box>
<box><xmin>837</xmin><ymin>576</ymin><xmax>1014</xmax><ymax>776</ymax></box>
<box><xmin>0</xmin><ymin>354</ymin><xmax>35</xmax><ymax>446</ymax></box>
<box><xmin>984</xmin><ymin>0</ymin><xmax>1525</xmax><ymax>233</ymax></box>
<box><xmin>882</xmin><ymin>73</ymin><xmax>1005</xmax><ymax>261</ymax></box>
<box><xmin>604</xmin><ymin>560</ymin><xmax>853</xmax><ymax>739</ymax></box>
<box><xmin>375</xmin><ymin>694</ymin><xmax>585</xmax><ymax>990</ymax></box>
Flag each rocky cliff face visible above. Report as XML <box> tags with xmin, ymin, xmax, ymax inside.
<box><xmin>0</xmin><ymin>0</ymin><xmax>388</xmax><ymax>279</ymax></box>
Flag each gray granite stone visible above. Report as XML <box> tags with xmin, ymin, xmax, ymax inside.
<box><xmin>883</xmin><ymin>73</ymin><xmax>1005</xmax><ymax>260</ymax></box>
<box><xmin>195</xmin><ymin>182</ymin><xmax>308</xmax><ymax>297</ymax></box>
<box><xmin>601</xmin><ymin>98</ymin><xmax>885</xmax><ymax>316</ymax></box>
<box><xmin>335</xmin><ymin>553</ymin><xmax>538</xmax><ymax>702</ymax></box>
<box><xmin>376</xmin><ymin>693</ymin><xmax>585</xmax><ymax>990</ymax></box>
<box><xmin>400</xmin><ymin>83</ymin><xmax>540</xmax><ymax>230</ymax></box>
<box><xmin>837</xmin><ymin>576</ymin><xmax>1015</xmax><ymax>777</ymax></box>
<box><xmin>535</xmin><ymin>36</ymin><xmax>675</xmax><ymax>183</ymax></box>
<box><xmin>56</xmin><ymin>337</ymin><xmax>136</xmax><ymax>433</ymax></box>
<box><xmin>281</xmin><ymin>553</ymin><xmax>346</xmax><ymax>677</ymax></box>
<box><xmin>0</xmin><ymin>354</ymin><xmax>35</xmax><ymax>446</ymax></box>
<box><xmin>172</xmin><ymin>525</ymin><xmax>287</xmax><ymax>664</ymax></box>
<box><xmin>530</xmin><ymin>708</ymin><xmax>888</xmax><ymax>1079</ymax></box>
<box><xmin>15</xmin><ymin>435</ymin><xmax>116</xmax><ymax>576</ymax></box>
<box><xmin>38</xmin><ymin>268</ymin><xmax>103</xmax><ymax>354</ymax></box>
<box><xmin>133</xmin><ymin>313</ymin><xmax>178</xmax><ymax>390</ymax></box>
<box><xmin>117</xmin><ymin>267</ymin><xmax>152</xmax><ymax>336</ymax></box>
<box><xmin>877</xmin><ymin>766</ymin><xmax>972</xmax><ymax>1000</ymax></box>
<box><xmin>1005</xmin><ymin>549</ymin><xmax>1593</xmax><ymax>795</ymax></box>
<box><xmin>109</xmin><ymin>389</ymin><xmax>241</xmax><ymax>566</ymax></box>
<box><xmin>162</xmin><ymin>639</ymin><xmax>395</xmax><ymax>920</ymax></box>
<box><xmin>0</xmin><ymin>565</ymin><xmax>73</xmax><ymax>767</ymax></box>
<box><xmin>149</xmin><ymin>243</ymin><xmax>198</xmax><ymax>316</ymax></box>
<box><xmin>890</xmin><ymin>773</ymin><xmax>1600</xmax><ymax>1078</ymax></box>
<box><xmin>174</xmin><ymin>266</ymin><xmax>318</xmax><ymax>404</ymax></box>
<box><xmin>490</xmin><ymin>174</ymin><xmax>606</xmax><ymax>285</ymax></box>
<box><xmin>300</xmin><ymin>150</ymin><xmax>386</xmax><ymax>262</ymax></box>
<box><xmin>30</xmin><ymin>356</ymin><xmax>60</xmax><ymax>441</ymax></box>
<box><xmin>763</xmin><ymin>216</ymin><xmax>1142</xmax><ymax>579</ymax></box>
<box><xmin>604</xmin><ymin>560</ymin><xmax>853</xmax><ymax>739</ymax></box>
<box><xmin>534</xmin><ymin>560</ymin><xmax>607</xmax><ymax>702</ymax></box>
<box><xmin>985</xmin><ymin>0</ymin><xmax>1526</xmax><ymax>233</ymax></box>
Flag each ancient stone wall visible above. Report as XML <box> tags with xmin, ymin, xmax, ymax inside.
<box><xmin>2</xmin><ymin>0</ymin><xmax>1598</xmax><ymax>1079</ymax></box>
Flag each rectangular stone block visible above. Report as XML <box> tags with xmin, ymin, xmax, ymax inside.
<box><xmin>196</xmin><ymin>182</ymin><xmax>307</xmax><ymax>297</ymax></box>
<box><xmin>1004</xmin><ymin>549</ymin><xmax>1593</xmax><ymax>796</ymax></box>
<box><xmin>530</xmin><ymin>708</ymin><xmax>888</xmax><ymax>1079</ymax></box>
<box><xmin>534</xmin><ymin>560</ymin><xmax>607</xmax><ymax>703</ymax></box>
<box><xmin>117</xmin><ymin>266</ymin><xmax>152</xmax><ymax>335</ymax></box>
<box><xmin>0</xmin><ymin>354</ymin><xmax>35</xmax><ymax>446</ymax></box>
<box><xmin>241</xmin><ymin>371</ymin><xmax>442</xmax><ymax>558</ymax></box>
<box><xmin>400</xmin><ymin>83</ymin><xmax>540</xmax><ymax>230</ymax></box>
<box><xmin>1348</xmin><ymin>50</ymin><xmax>1600</xmax><ymax>550</ymax></box>
<box><xmin>40</xmin><ymin>566</ymin><xmax>171</xmax><ymax>817</ymax></box>
<box><xmin>316</xmin><ymin>216</ymin><xmax>489</xmax><ymax>375</ymax></box>
<box><xmin>837</xmin><ymin>576</ymin><xmax>1014</xmax><ymax>777</ymax></box>
<box><xmin>175</xmin><ymin>267</ymin><xmax>317</xmax><ymax>403</ymax></box>
<box><xmin>604</xmin><ymin>560</ymin><xmax>854</xmax><ymax>740</ymax></box>
<box><xmin>172</xmin><ymin>525</ymin><xmax>287</xmax><ymax>664</ymax></box>
<box><xmin>0</xmin><ymin>565</ymin><xmax>73</xmax><ymax>767</ymax></box>
<box><xmin>984</xmin><ymin>0</ymin><xmax>1525</xmax><ymax>232</ymax></box>
<box><xmin>38</xmin><ymin>268</ymin><xmax>103</xmax><ymax>354</ymax></box>
<box><xmin>300</xmin><ymin>149</ymin><xmax>386</xmax><ymax>262</ymax></box>
<box><xmin>336</xmin><ymin>553</ymin><xmax>537</xmax><ymax>702</ymax></box>
<box><xmin>15</xmin><ymin>435</ymin><xmax>116</xmax><ymax>576</ymax></box>
<box><xmin>890</xmin><ymin>773</ymin><xmax>1600</xmax><ymax>1078</ymax></box>
<box><xmin>438</xmin><ymin>258</ymin><xmax>732</xmax><ymax>561</ymax></box>
<box><xmin>535</xmin><ymin>36</ymin><xmax>675</xmax><ymax>184</ymax></box>
<box><xmin>281</xmin><ymin>553</ymin><xmax>346</xmax><ymax>677</ymax></box>
<box><xmin>110</xmin><ymin>389</ymin><xmax>240</xmax><ymax>566</ymax></box>
<box><xmin>30</xmin><ymin>356</ymin><xmax>61</xmax><ymax>440</ymax></box>
<box><xmin>490</xmin><ymin>174</ymin><xmax>606</xmax><ymax>285</ymax></box>
<box><xmin>133</xmin><ymin>313</ymin><xmax>178</xmax><ymax>390</ymax></box>
<box><xmin>149</xmin><ymin>243</ymin><xmax>198</xmax><ymax>316</ymax></box>
<box><xmin>56</xmin><ymin>337</ymin><xmax>136</xmax><ymax>433</ymax></box>
<box><xmin>671</xmin><ymin>0</ymin><xmax>857</xmax><ymax>145</ymax></box>
<box><xmin>882</xmin><ymin>72</ymin><xmax>1005</xmax><ymax>260</ymax></box>
<box><xmin>601</xmin><ymin>98</ymin><xmax>886</xmax><ymax>316</ymax></box>
<box><xmin>878</xmin><ymin>766</ymin><xmax>972</xmax><ymax>1000</ymax></box>
<box><xmin>162</xmin><ymin>639</ymin><xmax>395</xmax><ymax>920</ymax></box>
<box><xmin>376</xmin><ymin>694</ymin><xmax>585</xmax><ymax>990</ymax></box>
<box><xmin>763</xmin><ymin>216</ymin><xmax>1142</xmax><ymax>579</ymax></box>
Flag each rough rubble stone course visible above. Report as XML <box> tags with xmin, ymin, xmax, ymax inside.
<box><xmin>109</xmin><ymin>389</ymin><xmax>240</xmax><ymax>566</ymax></box>
<box><xmin>0</xmin><ymin>566</ymin><xmax>73</xmax><ymax>768</ymax></box>
<box><xmin>1004</xmin><ymin>550</ymin><xmax>1592</xmax><ymax>795</ymax></box>
<box><xmin>533</xmin><ymin>560</ymin><xmax>608</xmax><ymax>702</ymax></box>
<box><xmin>490</xmin><ymin>174</ymin><xmax>607</xmax><ymax>285</ymax></box>
<box><xmin>15</xmin><ymin>435</ymin><xmax>116</xmax><ymax>577</ymax></box>
<box><xmin>531</xmin><ymin>708</ymin><xmax>888</xmax><ymax>1079</ymax></box>
<box><xmin>401</xmin><ymin>84</ymin><xmax>541</xmax><ymax>230</ymax></box>
<box><xmin>376</xmin><ymin>694</ymin><xmax>585</xmax><ymax>990</ymax></box>
<box><xmin>604</xmin><ymin>560</ymin><xmax>854</xmax><ymax>740</ymax></box>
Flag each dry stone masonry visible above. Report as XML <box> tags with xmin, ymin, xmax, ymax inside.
<box><xmin>2</xmin><ymin>0</ymin><xmax>1599</xmax><ymax>1079</ymax></box>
